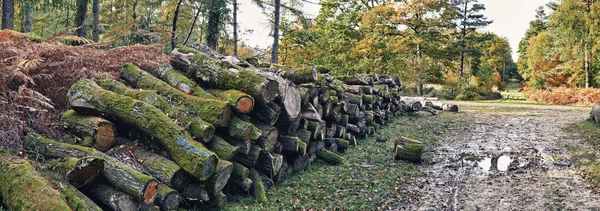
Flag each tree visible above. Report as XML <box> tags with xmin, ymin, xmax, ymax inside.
<box><xmin>517</xmin><ymin>6</ymin><xmax>548</xmax><ymax>80</ymax></box>
<box><xmin>92</xmin><ymin>0</ymin><xmax>100</xmax><ymax>42</ymax></box>
<box><xmin>172</xmin><ymin>0</ymin><xmax>184</xmax><ymax>49</ymax></box>
<box><xmin>22</xmin><ymin>0</ymin><xmax>32</xmax><ymax>32</ymax></box>
<box><xmin>74</xmin><ymin>0</ymin><xmax>88</xmax><ymax>38</ymax></box>
<box><xmin>451</xmin><ymin>0</ymin><xmax>493</xmax><ymax>86</ymax></box>
<box><xmin>232</xmin><ymin>0</ymin><xmax>238</xmax><ymax>56</ymax></box>
<box><xmin>206</xmin><ymin>0</ymin><xmax>228</xmax><ymax>50</ymax></box>
<box><xmin>271</xmin><ymin>0</ymin><xmax>281</xmax><ymax>63</ymax></box>
<box><xmin>2</xmin><ymin>0</ymin><xmax>14</xmax><ymax>29</ymax></box>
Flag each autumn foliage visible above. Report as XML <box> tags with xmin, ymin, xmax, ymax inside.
<box><xmin>527</xmin><ymin>87</ymin><xmax>600</xmax><ymax>105</ymax></box>
<box><xmin>0</xmin><ymin>30</ymin><xmax>169</xmax><ymax>152</ymax></box>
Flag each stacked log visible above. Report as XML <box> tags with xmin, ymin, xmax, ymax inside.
<box><xmin>0</xmin><ymin>44</ymin><xmax>453</xmax><ymax>210</ymax></box>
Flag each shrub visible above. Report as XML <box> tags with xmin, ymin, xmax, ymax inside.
<box><xmin>527</xmin><ymin>87</ymin><xmax>600</xmax><ymax>105</ymax></box>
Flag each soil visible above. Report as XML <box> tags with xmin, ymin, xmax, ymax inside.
<box><xmin>411</xmin><ymin>102</ymin><xmax>600</xmax><ymax>210</ymax></box>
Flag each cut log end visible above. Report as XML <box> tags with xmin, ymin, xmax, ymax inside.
<box><xmin>94</xmin><ymin>124</ymin><xmax>116</xmax><ymax>151</ymax></box>
<box><xmin>171</xmin><ymin>169</ymin><xmax>192</xmax><ymax>190</ymax></box>
<box><xmin>68</xmin><ymin>157</ymin><xmax>104</xmax><ymax>188</ymax></box>
<box><xmin>143</xmin><ymin>180</ymin><xmax>160</xmax><ymax>204</ymax></box>
<box><xmin>262</xmin><ymin>80</ymin><xmax>280</xmax><ymax>103</ymax></box>
<box><xmin>237</xmin><ymin>97</ymin><xmax>255</xmax><ymax>113</ymax></box>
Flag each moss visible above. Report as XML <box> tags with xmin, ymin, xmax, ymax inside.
<box><xmin>157</xmin><ymin>65</ymin><xmax>218</xmax><ymax>100</ymax></box>
<box><xmin>208</xmin><ymin>136</ymin><xmax>239</xmax><ymax>160</ymax></box>
<box><xmin>61</xmin><ymin>109</ymin><xmax>115</xmax><ymax>150</ymax></box>
<box><xmin>67</xmin><ymin>79</ymin><xmax>217</xmax><ymax>181</ymax></box>
<box><xmin>25</xmin><ymin>133</ymin><xmax>95</xmax><ymax>158</ymax></box>
<box><xmin>394</xmin><ymin>137</ymin><xmax>424</xmax><ymax>163</ymax></box>
<box><xmin>315</xmin><ymin>148</ymin><xmax>344</xmax><ymax>165</ymax></box>
<box><xmin>0</xmin><ymin>151</ymin><xmax>72</xmax><ymax>211</ymax></box>
<box><xmin>250</xmin><ymin>169</ymin><xmax>268</xmax><ymax>204</ymax></box>
<box><xmin>209</xmin><ymin>89</ymin><xmax>255</xmax><ymax>112</ymax></box>
<box><xmin>249</xmin><ymin>122</ymin><xmax>262</xmax><ymax>141</ymax></box>
<box><xmin>57</xmin><ymin>183</ymin><xmax>103</xmax><ymax>211</ymax></box>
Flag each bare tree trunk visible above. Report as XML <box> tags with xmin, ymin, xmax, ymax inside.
<box><xmin>2</xmin><ymin>0</ymin><xmax>14</xmax><ymax>29</ymax></box>
<box><xmin>271</xmin><ymin>0</ymin><xmax>281</xmax><ymax>64</ymax></box>
<box><xmin>75</xmin><ymin>0</ymin><xmax>88</xmax><ymax>38</ymax></box>
<box><xmin>131</xmin><ymin>0</ymin><xmax>138</xmax><ymax>42</ymax></box>
<box><xmin>459</xmin><ymin>1</ymin><xmax>468</xmax><ymax>88</ymax></box>
<box><xmin>92</xmin><ymin>0</ymin><xmax>100</xmax><ymax>42</ymax></box>
<box><xmin>206</xmin><ymin>0</ymin><xmax>220</xmax><ymax>50</ymax></box>
<box><xmin>233</xmin><ymin>0</ymin><xmax>238</xmax><ymax>56</ymax></box>
<box><xmin>184</xmin><ymin>4</ymin><xmax>202</xmax><ymax>45</ymax></box>
<box><xmin>22</xmin><ymin>0</ymin><xmax>32</xmax><ymax>32</ymax></box>
<box><xmin>171</xmin><ymin>0</ymin><xmax>184</xmax><ymax>50</ymax></box>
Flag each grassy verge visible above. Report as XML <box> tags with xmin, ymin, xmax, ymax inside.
<box><xmin>220</xmin><ymin>111</ymin><xmax>460</xmax><ymax>210</ymax></box>
<box><xmin>565</xmin><ymin>120</ymin><xmax>600</xmax><ymax>186</ymax></box>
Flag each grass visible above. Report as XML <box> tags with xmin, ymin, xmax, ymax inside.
<box><xmin>220</xmin><ymin>111</ymin><xmax>461</xmax><ymax>210</ymax></box>
<box><xmin>564</xmin><ymin>119</ymin><xmax>600</xmax><ymax>186</ymax></box>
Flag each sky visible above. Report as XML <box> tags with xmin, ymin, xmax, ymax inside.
<box><xmin>237</xmin><ymin>0</ymin><xmax>553</xmax><ymax>61</ymax></box>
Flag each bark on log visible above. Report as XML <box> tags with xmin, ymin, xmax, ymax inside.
<box><xmin>333</xmin><ymin>75</ymin><xmax>372</xmax><ymax>85</ymax></box>
<box><xmin>49</xmin><ymin>156</ymin><xmax>104</xmax><ymax>188</ymax></box>
<box><xmin>252</xmin><ymin>102</ymin><xmax>282</xmax><ymax>125</ymax></box>
<box><xmin>57</xmin><ymin>183</ymin><xmax>103</xmax><ymax>211</ymax></box>
<box><xmin>208</xmin><ymin>135</ymin><xmax>240</xmax><ymax>160</ymax></box>
<box><xmin>222</xmin><ymin>116</ymin><xmax>253</xmax><ymax>141</ymax></box>
<box><xmin>266</xmin><ymin>65</ymin><xmax>318</xmax><ymax>84</ymax></box>
<box><xmin>291</xmin><ymin>154</ymin><xmax>310</xmax><ymax>172</ymax></box>
<box><xmin>206</xmin><ymin>160</ymin><xmax>233</xmax><ymax>197</ymax></box>
<box><xmin>95</xmin><ymin>79</ymin><xmax>215</xmax><ymax>142</ymax></box>
<box><xmin>61</xmin><ymin>110</ymin><xmax>116</xmax><ymax>152</ymax></box>
<box><xmin>591</xmin><ymin>104</ymin><xmax>600</xmax><ymax>122</ymax></box>
<box><xmin>85</xmin><ymin>183</ymin><xmax>138</xmax><ymax>211</ymax></box>
<box><xmin>208</xmin><ymin>89</ymin><xmax>255</xmax><ymax>113</ymax></box>
<box><xmin>125</xmin><ymin>144</ymin><xmax>192</xmax><ymax>190</ymax></box>
<box><xmin>180</xmin><ymin>183</ymin><xmax>210</xmax><ymax>203</ymax></box>
<box><xmin>393</xmin><ymin>137</ymin><xmax>424</xmax><ymax>163</ymax></box>
<box><xmin>278</xmin><ymin>135</ymin><xmax>307</xmax><ymax>155</ymax></box>
<box><xmin>301</xmin><ymin>103</ymin><xmax>322</xmax><ymax>121</ymax></box>
<box><xmin>255</xmin><ymin>152</ymin><xmax>284</xmax><ymax>179</ymax></box>
<box><xmin>154</xmin><ymin>184</ymin><xmax>180</xmax><ymax>211</ymax></box>
<box><xmin>431</xmin><ymin>102</ymin><xmax>458</xmax><ymax>112</ymax></box>
<box><xmin>25</xmin><ymin>134</ymin><xmax>159</xmax><ymax>203</ymax></box>
<box><xmin>232</xmin><ymin>145</ymin><xmax>261</xmax><ymax>168</ymax></box>
<box><xmin>222</xmin><ymin>136</ymin><xmax>251</xmax><ymax>155</ymax></box>
<box><xmin>171</xmin><ymin>46</ymin><xmax>279</xmax><ymax>103</ymax></box>
<box><xmin>120</xmin><ymin>64</ymin><xmax>232</xmax><ymax>127</ymax></box>
<box><xmin>403</xmin><ymin>101</ymin><xmax>423</xmax><ymax>112</ymax></box>
<box><xmin>315</xmin><ymin>148</ymin><xmax>344</xmax><ymax>165</ymax></box>
<box><xmin>250</xmin><ymin>169</ymin><xmax>267</xmax><ymax>204</ymax></box>
<box><xmin>66</xmin><ymin>80</ymin><xmax>218</xmax><ymax>181</ymax></box>
<box><xmin>295</xmin><ymin>129</ymin><xmax>312</xmax><ymax>143</ymax></box>
<box><xmin>155</xmin><ymin>64</ymin><xmax>218</xmax><ymax>100</ymax></box>
<box><xmin>228</xmin><ymin>162</ymin><xmax>253</xmax><ymax>192</ymax></box>
<box><xmin>0</xmin><ymin>149</ymin><xmax>72</xmax><ymax>211</ymax></box>
<box><xmin>251</xmin><ymin>119</ymin><xmax>279</xmax><ymax>152</ymax></box>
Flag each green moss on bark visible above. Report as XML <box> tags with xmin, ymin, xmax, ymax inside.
<box><xmin>156</xmin><ymin>64</ymin><xmax>218</xmax><ymax>100</ymax></box>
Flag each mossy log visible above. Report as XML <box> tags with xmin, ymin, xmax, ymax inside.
<box><xmin>0</xmin><ymin>149</ymin><xmax>72</xmax><ymax>211</ymax></box>
<box><xmin>301</xmin><ymin>103</ymin><xmax>322</xmax><ymax>121</ymax></box>
<box><xmin>278</xmin><ymin>135</ymin><xmax>307</xmax><ymax>155</ymax></box>
<box><xmin>431</xmin><ymin>102</ymin><xmax>459</xmax><ymax>112</ymax></box>
<box><xmin>250</xmin><ymin>119</ymin><xmax>279</xmax><ymax>152</ymax></box>
<box><xmin>180</xmin><ymin>183</ymin><xmax>210</xmax><ymax>203</ymax></box>
<box><xmin>208</xmin><ymin>89</ymin><xmax>255</xmax><ymax>113</ymax></box>
<box><xmin>274</xmin><ymin>161</ymin><xmax>289</xmax><ymax>183</ymax></box>
<box><xmin>255</xmin><ymin>152</ymin><xmax>284</xmax><ymax>179</ymax></box>
<box><xmin>66</xmin><ymin>79</ymin><xmax>218</xmax><ymax>181</ymax></box>
<box><xmin>57</xmin><ymin>183</ymin><xmax>103</xmax><ymax>211</ymax></box>
<box><xmin>403</xmin><ymin>100</ymin><xmax>423</xmax><ymax>112</ymax></box>
<box><xmin>291</xmin><ymin>154</ymin><xmax>310</xmax><ymax>172</ymax></box>
<box><xmin>85</xmin><ymin>182</ymin><xmax>139</xmax><ymax>211</ymax></box>
<box><xmin>346</xmin><ymin>85</ymin><xmax>363</xmax><ymax>95</ymax></box>
<box><xmin>222</xmin><ymin>136</ymin><xmax>251</xmax><ymax>155</ymax></box>
<box><xmin>49</xmin><ymin>156</ymin><xmax>104</xmax><ymax>188</ymax></box>
<box><xmin>205</xmin><ymin>160</ymin><xmax>233</xmax><ymax>197</ymax></box>
<box><xmin>267</xmin><ymin>65</ymin><xmax>318</xmax><ymax>84</ymax></box>
<box><xmin>61</xmin><ymin>110</ymin><xmax>116</xmax><ymax>152</ymax></box>
<box><xmin>327</xmin><ymin>138</ymin><xmax>349</xmax><ymax>152</ymax></box>
<box><xmin>171</xmin><ymin>46</ymin><xmax>279</xmax><ymax>103</ymax></box>
<box><xmin>228</xmin><ymin>162</ymin><xmax>253</xmax><ymax>192</ymax></box>
<box><xmin>221</xmin><ymin>116</ymin><xmax>253</xmax><ymax>141</ymax></box>
<box><xmin>251</xmin><ymin>101</ymin><xmax>282</xmax><ymax>125</ymax></box>
<box><xmin>315</xmin><ymin>148</ymin><xmax>344</xmax><ymax>165</ymax></box>
<box><xmin>250</xmin><ymin>169</ymin><xmax>268</xmax><ymax>204</ymax></box>
<box><xmin>393</xmin><ymin>137</ymin><xmax>424</xmax><ymax>163</ymax></box>
<box><xmin>273</xmin><ymin>79</ymin><xmax>302</xmax><ymax>125</ymax></box>
<box><xmin>307</xmin><ymin>120</ymin><xmax>325</xmax><ymax>140</ymax></box>
<box><xmin>105</xmin><ymin>146</ymin><xmax>148</xmax><ymax>174</ymax></box>
<box><xmin>232</xmin><ymin>145</ymin><xmax>262</xmax><ymax>168</ymax></box>
<box><xmin>155</xmin><ymin>184</ymin><xmax>180</xmax><ymax>211</ymax></box>
<box><xmin>208</xmin><ymin>135</ymin><xmax>240</xmax><ymax>160</ymax></box>
<box><xmin>155</xmin><ymin>64</ymin><xmax>218</xmax><ymax>100</ymax></box>
<box><xmin>125</xmin><ymin>144</ymin><xmax>193</xmax><ymax>190</ymax></box>
<box><xmin>95</xmin><ymin>79</ymin><xmax>215</xmax><ymax>142</ymax></box>
<box><xmin>333</xmin><ymin>74</ymin><xmax>373</xmax><ymax>85</ymax></box>
<box><xmin>25</xmin><ymin>134</ymin><xmax>159</xmax><ymax>203</ymax></box>
<box><xmin>120</xmin><ymin>63</ymin><xmax>232</xmax><ymax>127</ymax></box>
<box><xmin>307</xmin><ymin>140</ymin><xmax>325</xmax><ymax>156</ymax></box>
<box><xmin>295</xmin><ymin>129</ymin><xmax>312</xmax><ymax>143</ymax></box>
<box><xmin>209</xmin><ymin>191</ymin><xmax>227</xmax><ymax>207</ymax></box>
<box><xmin>335</xmin><ymin>125</ymin><xmax>346</xmax><ymax>138</ymax></box>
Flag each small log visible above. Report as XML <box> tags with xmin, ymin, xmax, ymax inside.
<box><xmin>227</xmin><ymin>162</ymin><xmax>253</xmax><ymax>192</ymax></box>
<box><xmin>154</xmin><ymin>184</ymin><xmax>180</xmax><ymax>211</ymax></box>
<box><xmin>403</xmin><ymin>101</ymin><xmax>423</xmax><ymax>112</ymax></box>
<box><xmin>252</xmin><ymin>102</ymin><xmax>282</xmax><ymax>125</ymax></box>
<box><xmin>221</xmin><ymin>135</ymin><xmax>251</xmax><ymax>155</ymax></box>
<box><xmin>255</xmin><ymin>152</ymin><xmax>284</xmax><ymax>179</ymax></box>
<box><xmin>208</xmin><ymin>89</ymin><xmax>255</xmax><ymax>113</ymax></box>
<box><xmin>49</xmin><ymin>156</ymin><xmax>104</xmax><ymax>188</ymax></box>
<box><xmin>267</xmin><ymin>65</ymin><xmax>318</xmax><ymax>84</ymax></box>
<box><xmin>301</xmin><ymin>103</ymin><xmax>322</xmax><ymax>121</ymax></box>
<box><xmin>393</xmin><ymin>137</ymin><xmax>424</xmax><ymax>163</ymax></box>
<box><xmin>209</xmin><ymin>191</ymin><xmax>227</xmax><ymax>207</ymax></box>
<box><xmin>276</xmin><ymin>115</ymin><xmax>301</xmax><ymax>135</ymax></box>
<box><xmin>326</xmin><ymin>138</ymin><xmax>350</xmax><ymax>152</ymax></box>
<box><xmin>278</xmin><ymin>135</ymin><xmax>307</xmax><ymax>155</ymax></box>
<box><xmin>250</xmin><ymin>119</ymin><xmax>279</xmax><ymax>152</ymax></box>
<box><xmin>155</xmin><ymin>64</ymin><xmax>218</xmax><ymax>100</ymax></box>
<box><xmin>0</xmin><ymin>149</ymin><xmax>72</xmax><ymax>211</ymax></box>
<box><xmin>232</xmin><ymin>145</ymin><xmax>261</xmax><ymax>168</ymax></box>
<box><xmin>66</xmin><ymin>79</ymin><xmax>218</xmax><ymax>181</ymax></box>
<box><xmin>295</xmin><ymin>129</ymin><xmax>312</xmax><ymax>143</ymax></box>
<box><xmin>172</xmin><ymin>46</ymin><xmax>279</xmax><ymax>103</ymax></box>
<box><xmin>120</xmin><ymin>64</ymin><xmax>232</xmax><ymax>127</ymax></box>
<box><xmin>222</xmin><ymin>116</ymin><xmax>253</xmax><ymax>141</ymax></box>
<box><xmin>85</xmin><ymin>183</ymin><xmax>138</xmax><ymax>211</ymax></box>
<box><xmin>61</xmin><ymin>110</ymin><xmax>116</xmax><ymax>152</ymax></box>
<box><xmin>208</xmin><ymin>135</ymin><xmax>240</xmax><ymax>160</ymax></box>
<box><xmin>333</xmin><ymin>74</ymin><xmax>372</xmax><ymax>85</ymax></box>
<box><xmin>307</xmin><ymin>141</ymin><xmax>324</xmax><ymax>156</ymax></box>
<box><xmin>206</xmin><ymin>160</ymin><xmax>233</xmax><ymax>197</ymax></box>
<box><xmin>346</xmin><ymin>85</ymin><xmax>363</xmax><ymax>94</ymax></box>
<box><xmin>57</xmin><ymin>183</ymin><xmax>103</xmax><ymax>211</ymax></box>
<box><xmin>274</xmin><ymin>161</ymin><xmax>290</xmax><ymax>182</ymax></box>
<box><xmin>292</xmin><ymin>154</ymin><xmax>310</xmax><ymax>172</ymax></box>
<box><xmin>125</xmin><ymin>144</ymin><xmax>192</xmax><ymax>190</ymax></box>
<box><xmin>431</xmin><ymin>102</ymin><xmax>459</xmax><ymax>112</ymax></box>
<box><xmin>250</xmin><ymin>169</ymin><xmax>268</xmax><ymax>204</ymax></box>
<box><xmin>315</xmin><ymin>148</ymin><xmax>344</xmax><ymax>165</ymax></box>
<box><xmin>180</xmin><ymin>183</ymin><xmax>210</xmax><ymax>203</ymax></box>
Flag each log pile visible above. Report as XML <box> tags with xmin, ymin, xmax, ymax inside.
<box><xmin>1</xmin><ymin>44</ymin><xmax>459</xmax><ymax>210</ymax></box>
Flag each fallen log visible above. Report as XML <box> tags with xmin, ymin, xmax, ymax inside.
<box><xmin>431</xmin><ymin>102</ymin><xmax>458</xmax><ymax>112</ymax></box>
<box><xmin>49</xmin><ymin>156</ymin><xmax>104</xmax><ymax>188</ymax></box>
<box><xmin>223</xmin><ymin>116</ymin><xmax>253</xmax><ymax>141</ymax></box>
<box><xmin>171</xmin><ymin>46</ymin><xmax>279</xmax><ymax>103</ymax></box>
<box><xmin>250</xmin><ymin>169</ymin><xmax>268</xmax><ymax>204</ymax></box>
<box><xmin>95</xmin><ymin>78</ymin><xmax>215</xmax><ymax>142</ymax></box>
<box><xmin>252</xmin><ymin>101</ymin><xmax>282</xmax><ymax>125</ymax></box>
<box><xmin>61</xmin><ymin>110</ymin><xmax>116</xmax><ymax>152</ymax></box>
<box><xmin>205</xmin><ymin>160</ymin><xmax>233</xmax><ymax>197</ymax></box>
<box><xmin>66</xmin><ymin>79</ymin><xmax>218</xmax><ymax>181</ymax></box>
<box><xmin>57</xmin><ymin>183</ymin><xmax>103</xmax><ymax>211</ymax></box>
<box><xmin>155</xmin><ymin>64</ymin><xmax>218</xmax><ymax>100</ymax></box>
<box><xmin>393</xmin><ymin>136</ymin><xmax>424</xmax><ymax>163</ymax></box>
<box><xmin>0</xmin><ymin>149</ymin><xmax>72</xmax><ymax>211</ymax></box>
<box><xmin>25</xmin><ymin>134</ymin><xmax>159</xmax><ymax>204</ymax></box>
<box><xmin>251</xmin><ymin>119</ymin><xmax>279</xmax><ymax>152</ymax></box>
<box><xmin>232</xmin><ymin>145</ymin><xmax>261</xmax><ymax>168</ymax></box>
<box><xmin>180</xmin><ymin>183</ymin><xmax>210</xmax><ymax>203</ymax></box>
<box><xmin>124</xmin><ymin>144</ymin><xmax>193</xmax><ymax>190</ymax></box>
<box><xmin>278</xmin><ymin>135</ymin><xmax>307</xmax><ymax>155</ymax></box>
<box><xmin>255</xmin><ymin>152</ymin><xmax>284</xmax><ymax>179</ymax></box>
<box><xmin>85</xmin><ymin>182</ymin><xmax>138</xmax><ymax>211</ymax></box>
<box><xmin>120</xmin><ymin>64</ymin><xmax>232</xmax><ymax>127</ymax></box>
<box><xmin>403</xmin><ymin>101</ymin><xmax>423</xmax><ymax>112</ymax></box>
<box><xmin>228</xmin><ymin>162</ymin><xmax>253</xmax><ymax>192</ymax></box>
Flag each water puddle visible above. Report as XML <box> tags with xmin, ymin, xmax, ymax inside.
<box><xmin>475</xmin><ymin>154</ymin><xmax>513</xmax><ymax>173</ymax></box>
<box><xmin>477</xmin><ymin>157</ymin><xmax>492</xmax><ymax>172</ymax></box>
<box><xmin>497</xmin><ymin>155</ymin><xmax>512</xmax><ymax>171</ymax></box>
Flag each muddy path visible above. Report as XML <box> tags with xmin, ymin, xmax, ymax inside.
<box><xmin>413</xmin><ymin>102</ymin><xmax>600</xmax><ymax>210</ymax></box>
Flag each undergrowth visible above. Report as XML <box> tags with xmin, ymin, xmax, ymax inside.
<box><xmin>527</xmin><ymin>87</ymin><xmax>600</xmax><ymax>106</ymax></box>
<box><xmin>220</xmin><ymin>111</ymin><xmax>460</xmax><ymax>210</ymax></box>
<box><xmin>565</xmin><ymin>120</ymin><xmax>600</xmax><ymax>186</ymax></box>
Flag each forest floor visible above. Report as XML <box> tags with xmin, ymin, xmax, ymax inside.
<box><xmin>222</xmin><ymin>101</ymin><xmax>600</xmax><ymax>210</ymax></box>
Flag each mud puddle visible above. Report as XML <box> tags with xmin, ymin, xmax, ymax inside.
<box><xmin>408</xmin><ymin>103</ymin><xmax>600</xmax><ymax>210</ymax></box>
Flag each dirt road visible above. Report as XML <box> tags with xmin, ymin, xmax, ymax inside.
<box><xmin>414</xmin><ymin>102</ymin><xmax>600</xmax><ymax>210</ymax></box>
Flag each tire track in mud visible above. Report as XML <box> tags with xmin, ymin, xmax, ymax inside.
<box><xmin>412</xmin><ymin>103</ymin><xmax>600</xmax><ymax>210</ymax></box>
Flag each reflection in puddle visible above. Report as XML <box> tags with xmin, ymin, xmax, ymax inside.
<box><xmin>478</xmin><ymin>157</ymin><xmax>492</xmax><ymax>172</ymax></box>
<box><xmin>497</xmin><ymin>155</ymin><xmax>512</xmax><ymax>171</ymax></box>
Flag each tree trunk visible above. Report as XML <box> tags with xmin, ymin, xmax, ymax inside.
<box><xmin>66</xmin><ymin>80</ymin><xmax>218</xmax><ymax>181</ymax></box>
<box><xmin>171</xmin><ymin>0</ymin><xmax>184</xmax><ymax>50</ymax></box>
<box><xmin>431</xmin><ymin>102</ymin><xmax>458</xmax><ymax>112</ymax></box>
<box><xmin>95</xmin><ymin>78</ymin><xmax>215</xmax><ymax>142</ymax></box>
<box><xmin>61</xmin><ymin>110</ymin><xmax>117</xmax><ymax>152</ymax></box>
<box><xmin>92</xmin><ymin>0</ymin><xmax>100</xmax><ymax>42</ymax></box>
<box><xmin>184</xmin><ymin>4</ymin><xmax>202</xmax><ymax>45</ymax></box>
<box><xmin>121</xmin><ymin>64</ymin><xmax>232</xmax><ymax>128</ymax></box>
<box><xmin>1</xmin><ymin>0</ymin><xmax>14</xmax><ymax>29</ymax></box>
<box><xmin>48</xmin><ymin>156</ymin><xmax>104</xmax><ymax>188</ymax></box>
<box><xmin>85</xmin><ymin>182</ymin><xmax>139</xmax><ymax>211</ymax></box>
<box><xmin>271</xmin><ymin>0</ymin><xmax>281</xmax><ymax>63</ymax></box>
<box><xmin>21</xmin><ymin>0</ymin><xmax>32</xmax><ymax>32</ymax></box>
<box><xmin>75</xmin><ymin>0</ymin><xmax>88</xmax><ymax>38</ymax></box>
<box><xmin>0</xmin><ymin>149</ymin><xmax>72</xmax><ymax>210</ymax></box>
<box><xmin>233</xmin><ymin>0</ymin><xmax>238</xmax><ymax>56</ymax></box>
<box><xmin>171</xmin><ymin>46</ymin><xmax>280</xmax><ymax>103</ymax></box>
